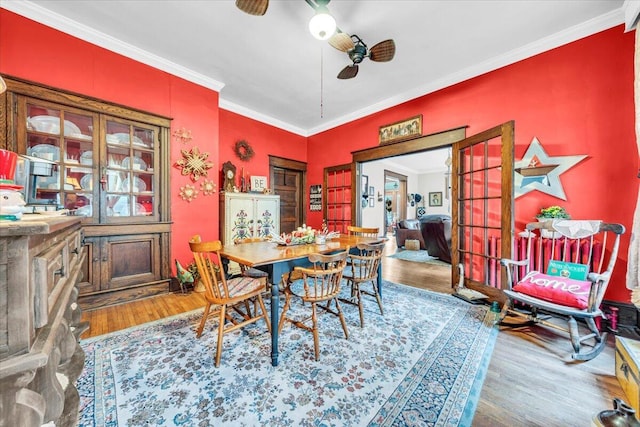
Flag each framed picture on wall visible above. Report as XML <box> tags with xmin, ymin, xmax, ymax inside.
<box><xmin>361</xmin><ymin>175</ymin><xmax>368</xmax><ymax>195</ymax></box>
<box><xmin>378</xmin><ymin>114</ymin><xmax>422</xmax><ymax>145</ymax></box>
<box><xmin>369</xmin><ymin>198</ymin><xmax>374</xmax><ymax>208</ymax></box>
<box><xmin>368</xmin><ymin>186</ymin><xmax>374</xmax><ymax>197</ymax></box>
<box><xmin>429</xmin><ymin>191</ymin><xmax>443</xmax><ymax>207</ymax></box>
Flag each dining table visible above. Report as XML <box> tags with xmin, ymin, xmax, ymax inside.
<box><xmin>219</xmin><ymin>233</ymin><xmax>384</xmax><ymax>366</ymax></box>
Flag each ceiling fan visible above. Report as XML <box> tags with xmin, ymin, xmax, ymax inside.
<box><xmin>329</xmin><ymin>33</ymin><xmax>395</xmax><ymax>79</ymax></box>
<box><xmin>235</xmin><ymin>0</ymin><xmax>396</xmax><ymax>79</ymax></box>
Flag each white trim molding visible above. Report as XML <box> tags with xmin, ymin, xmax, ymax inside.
<box><xmin>1</xmin><ymin>0</ymin><xmax>225</xmax><ymax>92</ymax></box>
<box><xmin>624</xmin><ymin>0</ymin><xmax>640</xmax><ymax>31</ymax></box>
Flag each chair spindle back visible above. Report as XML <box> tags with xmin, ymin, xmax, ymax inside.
<box><xmin>347</xmin><ymin>226</ymin><xmax>379</xmax><ymax>238</ymax></box>
<box><xmin>189</xmin><ymin>235</ymin><xmax>229</xmax><ymax>302</ymax></box>
<box><xmin>297</xmin><ymin>249</ymin><xmax>349</xmax><ymax>301</ymax></box>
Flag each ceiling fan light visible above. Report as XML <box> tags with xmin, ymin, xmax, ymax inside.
<box><xmin>309</xmin><ymin>9</ymin><xmax>336</xmax><ymax>40</ymax></box>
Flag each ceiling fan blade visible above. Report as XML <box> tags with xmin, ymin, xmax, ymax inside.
<box><xmin>369</xmin><ymin>39</ymin><xmax>396</xmax><ymax>62</ymax></box>
<box><xmin>329</xmin><ymin>32</ymin><xmax>354</xmax><ymax>52</ymax></box>
<box><xmin>235</xmin><ymin>0</ymin><xmax>268</xmax><ymax>16</ymax></box>
<box><xmin>337</xmin><ymin>64</ymin><xmax>359</xmax><ymax>80</ymax></box>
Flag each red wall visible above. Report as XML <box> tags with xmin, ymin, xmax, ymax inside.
<box><xmin>1</xmin><ymin>10</ymin><xmax>637</xmax><ymax>302</ymax></box>
<box><xmin>307</xmin><ymin>25</ymin><xmax>636</xmax><ymax>301</ymax></box>
<box><xmin>219</xmin><ymin>109</ymin><xmax>307</xmax><ymax>183</ymax></box>
<box><xmin>0</xmin><ymin>10</ymin><xmax>220</xmax><ymax>267</ymax></box>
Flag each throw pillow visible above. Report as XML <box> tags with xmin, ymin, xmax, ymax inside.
<box><xmin>512</xmin><ymin>270</ymin><xmax>592</xmax><ymax>309</ymax></box>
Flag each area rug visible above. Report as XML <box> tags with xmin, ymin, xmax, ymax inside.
<box><xmin>77</xmin><ymin>281</ymin><xmax>496</xmax><ymax>426</ymax></box>
<box><xmin>388</xmin><ymin>249</ymin><xmax>451</xmax><ymax>267</ymax></box>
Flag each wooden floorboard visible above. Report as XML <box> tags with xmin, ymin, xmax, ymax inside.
<box><xmin>80</xmin><ymin>237</ymin><xmax>623</xmax><ymax>426</ymax></box>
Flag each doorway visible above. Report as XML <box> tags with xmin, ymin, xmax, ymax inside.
<box><xmin>383</xmin><ymin>171</ymin><xmax>406</xmax><ymax>235</ymax></box>
<box><xmin>352</xmin><ymin>125</ymin><xmax>515</xmax><ymax>293</ymax></box>
<box><xmin>269</xmin><ymin>156</ymin><xmax>307</xmax><ymax>234</ymax></box>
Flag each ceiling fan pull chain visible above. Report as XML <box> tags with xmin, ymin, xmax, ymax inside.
<box><xmin>320</xmin><ymin>46</ymin><xmax>324</xmax><ymax>118</ymax></box>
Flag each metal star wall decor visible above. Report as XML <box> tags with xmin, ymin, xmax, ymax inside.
<box><xmin>514</xmin><ymin>137</ymin><xmax>588</xmax><ymax>200</ymax></box>
<box><xmin>175</xmin><ymin>146</ymin><xmax>214</xmax><ymax>182</ymax></box>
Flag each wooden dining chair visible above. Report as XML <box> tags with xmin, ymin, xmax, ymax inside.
<box><xmin>189</xmin><ymin>235</ymin><xmax>271</xmax><ymax>367</ymax></box>
<box><xmin>341</xmin><ymin>241</ymin><xmax>386</xmax><ymax>327</ymax></box>
<box><xmin>279</xmin><ymin>249</ymin><xmax>350</xmax><ymax>361</ymax></box>
<box><xmin>347</xmin><ymin>226</ymin><xmax>379</xmax><ymax>238</ymax></box>
<box><xmin>233</xmin><ymin>236</ymin><xmax>270</xmax><ymax>284</ymax></box>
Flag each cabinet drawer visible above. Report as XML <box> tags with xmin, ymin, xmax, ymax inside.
<box><xmin>66</xmin><ymin>230</ymin><xmax>82</xmax><ymax>266</ymax></box>
<box><xmin>33</xmin><ymin>240</ymin><xmax>69</xmax><ymax>328</ymax></box>
<box><xmin>616</xmin><ymin>337</ymin><xmax>640</xmax><ymax>413</ymax></box>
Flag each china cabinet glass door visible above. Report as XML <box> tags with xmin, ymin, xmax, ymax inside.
<box><xmin>102</xmin><ymin>117</ymin><xmax>158</xmax><ymax>221</ymax></box>
<box><xmin>25</xmin><ymin>99</ymin><xmax>97</xmax><ymax>218</ymax></box>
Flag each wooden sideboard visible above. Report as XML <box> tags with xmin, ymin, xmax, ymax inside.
<box><xmin>0</xmin><ymin>215</ymin><xmax>87</xmax><ymax>426</ymax></box>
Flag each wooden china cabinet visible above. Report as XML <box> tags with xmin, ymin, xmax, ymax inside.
<box><xmin>1</xmin><ymin>76</ymin><xmax>172</xmax><ymax>309</ymax></box>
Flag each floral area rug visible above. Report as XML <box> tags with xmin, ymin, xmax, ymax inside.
<box><xmin>387</xmin><ymin>249</ymin><xmax>451</xmax><ymax>267</ymax></box>
<box><xmin>77</xmin><ymin>281</ymin><xmax>496</xmax><ymax>426</ymax></box>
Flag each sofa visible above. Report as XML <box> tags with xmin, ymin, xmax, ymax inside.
<box><xmin>395</xmin><ymin>214</ymin><xmax>452</xmax><ymax>264</ymax></box>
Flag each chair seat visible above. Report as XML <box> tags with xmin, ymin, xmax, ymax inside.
<box><xmin>225</xmin><ymin>276</ymin><xmax>265</xmax><ymax>297</ymax></box>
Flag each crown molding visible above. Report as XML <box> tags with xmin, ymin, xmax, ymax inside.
<box><xmin>624</xmin><ymin>0</ymin><xmax>640</xmax><ymax>31</ymax></box>
<box><xmin>1</xmin><ymin>0</ymin><xmax>225</xmax><ymax>92</ymax></box>
<box><xmin>219</xmin><ymin>99</ymin><xmax>309</xmax><ymax>137</ymax></box>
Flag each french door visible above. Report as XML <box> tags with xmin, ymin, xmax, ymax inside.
<box><xmin>451</xmin><ymin>121</ymin><xmax>515</xmax><ymax>298</ymax></box>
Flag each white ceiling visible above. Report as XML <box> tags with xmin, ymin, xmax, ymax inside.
<box><xmin>2</xmin><ymin>0</ymin><xmax>625</xmax><ymax>136</ymax></box>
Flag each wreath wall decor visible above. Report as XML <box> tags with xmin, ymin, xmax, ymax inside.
<box><xmin>175</xmin><ymin>146</ymin><xmax>214</xmax><ymax>182</ymax></box>
<box><xmin>234</xmin><ymin>139</ymin><xmax>255</xmax><ymax>161</ymax></box>
<box><xmin>179</xmin><ymin>184</ymin><xmax>198</xmax><ymax>202</ymax></box>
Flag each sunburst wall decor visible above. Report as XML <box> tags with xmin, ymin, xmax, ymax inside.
<box><xmin>200</xmin><ymin>179</ymin><xmax>217</xmax><ymax>196</ymax></box>
<box><xmin>175</xmin><ymin>146</ymin><xmax>214</xmax><ymax>182</ymax></box>
<box><xmin>179</xmin><ymin>184</ymin><xmax>198</xmax><ymax>202</ymax></box>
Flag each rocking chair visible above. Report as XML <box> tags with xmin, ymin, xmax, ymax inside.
<box><xmin>499</xmin><ymin>219</ymin><xmax>625</xmax><ymax>361</ymax></box>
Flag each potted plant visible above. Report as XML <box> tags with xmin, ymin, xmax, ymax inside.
<box><xmin>536</xmin><ymin>205</ymin><xmax>570</xmax><ymax>220</ymax></box>
<box><xmin>535</xmin><ymin>205</ymin><xmax>570</xmax><ymax>238</ymax></box>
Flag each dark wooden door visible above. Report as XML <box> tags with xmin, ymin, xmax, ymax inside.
<box><xmin>269</xmin><ymin>156</ymin><xmax>307</xmax><ymax>234</ymax></box>
<box><xmin>273</xmin><ymin>167</ymin><xmax>300</xmax><ymax>233</ymax></box>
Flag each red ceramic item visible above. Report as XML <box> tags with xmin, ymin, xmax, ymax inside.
<box><xmin>0</xmin><ymin>149</ymin><xmax>18</xmax><ymax>182</ymax></box>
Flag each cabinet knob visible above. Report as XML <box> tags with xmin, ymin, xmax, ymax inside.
<box><xmin>93</xmin><ymin>257</ymin><xmax>99</xmax><ymax>262</ymax></box>
<box><xmin>102</xmin><ymin>256</ymin><xmax>108</xmax><ymax>262</ymax></box>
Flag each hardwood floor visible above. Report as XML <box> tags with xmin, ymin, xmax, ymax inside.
<box><xmin>80</xmin><ymin>238</ymin><xmax>623</xmax><ymax>426</ymax></box>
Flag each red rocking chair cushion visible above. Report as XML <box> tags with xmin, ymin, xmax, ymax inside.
<box><xmin>512</xmin><ymin>271</ymin><xmax>592</xmax><ymax>309</ymax></box>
